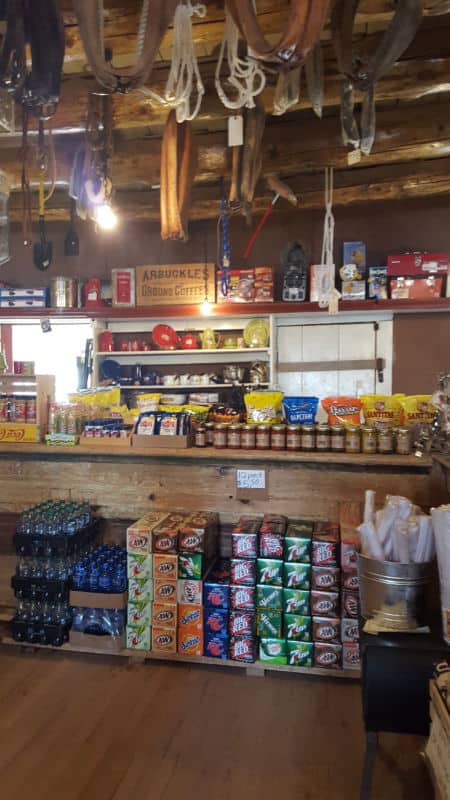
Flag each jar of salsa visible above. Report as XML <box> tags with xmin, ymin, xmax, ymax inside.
<box><xmin>227</xmin><ymin>423</ymin><xmax>242</xmax><ymax>449</ymax></box>
<box><xmin>330</xmin><ymin>424</ymin><xmax>345</xmax><ymax>452</ymax></box>
<box><xmin>316</xmin><ymin>423</ymin><xmax>330</xmax><ymax>452</ymax></box>
<box><xmin>345</xmin><ymin>425</ymin><xmax>361</xmax><ymax>454</ymax></box>
<box><xmin>213</xmin><ymin>423</ymin><xmax>227</xmax><ymax>449</ymax></box>
<box><xmin>271</xmin><ymin>425</ymin><xmax>286</xmax><ymax>451</ymax></box>
<box><xmin>377</xmin><ymin>427</ymin><xmax>394</xmax><ymax>454</ymax></box>
<box><xmin>361</xmin><ymin>426</ymin><xmax>377</xmax><ymax>454</ymax></box>
<box><xmin>301</xmin><ymin>423</ymin><xmax>315</xmax><ymax>451</ymax></box>
<box><xmin>256</xmin><ymin>424</ymin><xmax>271</xmax><ymax>450</ymax></box>
<box><xmin>396</xmin><ymin>427</ymin><xmax>412</xmax><ymax>455</ymax></box>
<box><xmin>286</xmin><ymin>424</ymin><xmax>301</xmax><ymax>451</ymax></box>
<box><xmin>194</xmin><ymin>425</ymin><xmax>207</xmax><ymax>448</ymax></box>
<box><xmin>205</xmin><ymin>422</ymin><xmax>215</xmax><ymax>446</ymax></box>
<box><xmin>241</xmin><ymin>424</ymin><xmax>256</xmax><ymax>450</ymax></box>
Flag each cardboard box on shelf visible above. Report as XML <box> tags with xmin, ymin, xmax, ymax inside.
<box><xmin>177</xmin><ymin>629</ymin><xmax>203</xmax><ymax>657</ymax></box>
<box><xmin>70</xmin><ymin>589</ymin><xmax>128</xmax><ymax>610</ymax></box>
<box><xmin>177</xmin><ymin>578</ymin><xmax>203</xmax><ymax>605</ymax></box>
<box><xmin>152</xmin><ymin>627</ymin><xmax>177</xmax><ymax>654</ymax></box>
<box><xmin>259</xmin><ymin>638</ymin><xmax>287</xmax><ymax>665</ymax></box>
<box><xmin>126</xmin><ymin>626</ymin><xmax>151</xmax><ymax>651</ymax></box>
<box><xmin>127</xmin><ymin>600</ymin><xmax>152</xmax><ymax>628</ymax></box>
<box><xmin>178</xmin><ymin>604</ymin><xmax>203</xmax><ymax>633</ymax></box>
<box><xmin>128</xmin><ymin>577</ymin><xmax>153</xmax><ymax>603</ymax></box>
<box><xmin>127</xmin><ymin>554</ymin><xmax>152</xmax><ymax>581</ymax></box>
<box><xmin>152</xmin><ymin>602</ymin><xmax>177</xmax><ymax>629</ymax></box>
<box><xmin>153</xmin><ymin>554</ymin><xmax>178</xmax><ymax>581</ymax></box>
<box><xmin>286</xmin><ymin>640</ymin><xmax>313</xmax><ymax>667</ymax></box>
<box><xmin>153</xmin><ymin>578</ymin><xmax>177</xmax><ymax>603</ymax></box>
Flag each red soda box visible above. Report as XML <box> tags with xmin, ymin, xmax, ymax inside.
<box><xmin>311</xmin><ymin>566</ymin><xmax>340</xmax><ymax>591</ymax></box>
<box><xmin>230</xmin><ymin>558</ymin><xmax>256</xmax><ymax>586</ymax></box>
<box><xmin>341</xmin><ymin>569</ymin><xmax>359</xmax><ymax>592</ymax></box>
<box><xmin>229</xmin><ymin>610</ymin><xmax>255</xmax><ymax>637</ymax></box>
<box><xmin>311</xmin><ymin>590</ymin><xmax>340</xmax><ymax>617</ymax></box>
<box><xmin>314</xmin><ymin>642</ymin><xmax>342</xmax><ymax>669</ymax></box>
<box><xmin>342</xmin><ymin>642</ymin><xmax>361</xmax><ymax>670</ymax></box>
<box><xmin>260</xmin><ymin>514</ymin><xmax>287</xmax><ymax>535</ymax></box>
<box><xmin>231</xmin><ymin>533</ymin><xmax>258</xmax><ymax>559</ymax></box>
<box><xmin>312</xmin><ymin>539</ymin><xmax>339</xmax><ymax>567</ymax></box>
<box><xmin>341</xmin><ymin>618</ymin><xmax>359</xmax><ymax>643</ymax></box>
<box><xmin>343</xmin><ymin>590</ymin><xmax>360</xmax><ymax>618</ymax></box>
<box><xmin>230</xmin><ymin>584</ymin><xmax>256</xmax><ymax>610</ymax></box>
<box><xmin>229</xmin><ymin>635</ymin><xmax>256</xmax><ymax>663</ymax></box>
<box><xmin>259</xmin><ymin>533</ymin><xmax>284</xmax><ymax>559</ymax></box>
<box><xmin>312</xmin><ymin>616</ymin><xmax>341</xmax><ymax>644</ymax></box>
<box><xmin>232</xmin><ymin>516</ymin><xmax>261</xmax><ymax>534</ymax></box>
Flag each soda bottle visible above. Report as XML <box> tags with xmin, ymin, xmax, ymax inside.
<box><xmin>71</xmin><ymin>606</ymin><xmax>85</xmax><ymax>632</ymax></box>
<box><xmin>98</xmin><ymin>563</ymin><xmax>112</xmax><ymax>593</ymax></box>
<box><xmin>88</xmin><ymin>562</ymin><xmax>99</xmax><ymax>592</ymax></box>
<box><xmin>112</xmin><ymin>563</ymin><xmax>126</xmax><ymax>593</ymax></box>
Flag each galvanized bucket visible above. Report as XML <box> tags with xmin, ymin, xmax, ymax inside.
<box><xmin>357</xmin><ymin>553</ymin><xmax>432</xmax><ymax>630</ymax></box>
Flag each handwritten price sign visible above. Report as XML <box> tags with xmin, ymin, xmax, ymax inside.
<box><xmin>236</xmin><ymin>470</ymin><xmax>266</xmax><ymax>490</ymax></box>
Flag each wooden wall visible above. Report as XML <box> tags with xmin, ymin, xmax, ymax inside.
<box><xmin>393</xmin><ymin>313</ymin><xmax>450</xmax><ymax>394</ymax></box>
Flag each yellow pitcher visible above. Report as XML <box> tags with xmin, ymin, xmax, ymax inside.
<box><xmin>199</xmin><ymin>329</ymin><xmax>219</xmax><ymax>349</ymax></box>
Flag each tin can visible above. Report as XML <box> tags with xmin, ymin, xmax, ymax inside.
<box><xmin>301</xmin><ymin>423</ymin><xmax>316</xmax><ymax>451</ymax></box>
<box><xmin>286</xmin><ymin>424</ymin><xmax>301</xmax><ymax>451</ymax></box>
<box><xmin>26</xmin><ymin>399</ymin><xmax>37</xmax><ymax>423</ymax></box>
<box><xmin>396</xmin><ymin>427</ymin><xmax>412</xmax><ymax>455</ymax></box>
<box><xmin>330</xmin><ymin>424</ymin><xmax>345</xmax><ymax>452</ymax></box>
<box><xmin>345</xmin><ymin>425</ymin><xmax>361</xmax><ymax>454</ymax></box>
<box><xmin>213</xmin><ymin>423</ymin><xmax>227</xmax><ymax>449</ymax></box>
<box><xmin>361</xmin><ymin>426</ymin><xmax>377</xmax><ymax>454</ymax></box>
<box><xmin>315</xmin><ymin>424</ymin><xmax>330</xmax><ymax>452</ymax></box>
<box><xmin>227</xmin><ymin>423</ymin><xmax>241</xmax><ymax>450</ymax></box>
<box><xmin>194</xmin><ymin>425</ymin><xmax>207</xmax><ymax>448</ymax></box>
<box><xmin>205</xmin><ymin>422</ymin><xmax>215</xmax><ymax>446</ymax></box>
<box><xmin>271</xmin><ymin>425</ymin><xmax>286</xmax><ymax>451</ymax></box>
<box><xmin>256</xmin><ymin>424</ymin><xmax>271</xmax><ymax>450</ymax></box>
<box><xmin>241</xmin><ymin>424</ymin><xmax>256</xmax><ymax>450</ymax></box>
<box><xmin>377</xmin><ymin>426</ymin><xmax>394</xmax><ymax>454</ymax></box>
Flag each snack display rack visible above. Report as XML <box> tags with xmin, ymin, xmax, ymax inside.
<box><xmin>0</xmin><ymin>374</ymin><xmax>54</xmax><ymax>443</ymax></box>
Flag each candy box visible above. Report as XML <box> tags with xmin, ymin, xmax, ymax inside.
<box><xmin>152</xmin><ymin>626</ymin><xmax>177</xmax><ymax>654</ymax></box>
<box><xmin>284</xmin><ymin>614</ymin><xmax>311</xmax><ymax>641</ymax></box>
<box><xmin>232</xmin><ymin>516</ymin><xmax>261</xmax><ymax>534</ymax></box>
<box><xmin>177</xmin><ymin>578</ymin><xmax>203</xmax><ymax>605</ymax></box>
<box><xmin>343</xmin><ymin>590</ymin><xmax>360</xmax><ymax>618</ymax></box>
<box><xmin>312</xmin><ymin>616</ymin><xmax>341</xmax><ymax>644</ymax></box>
<box><xmin>177</xmin><ymin>629</ymin><xmax>203</xmax><ymax>657</ymax></box>
<box><xmin>127</xmin><ymin>554</ymin><xmax>152</xmax><ymax>580</ymax></box>
<box><xmin>178</xmin><ymin>603</ymin><xmax>203</xmax><ymax>633</ymax></box>
<box><xmin>341</xmin><ymin>569</ymin><xmax>359</xmax><ymax>592</ymax></box>
<box><xmin>229</xmin><ymin>635</ymin><xmax>256</xmax><ymax>663</ymax></box>
<box><xmin>152</xmin><ymin>602</ymin><xmax>177</xmax><ymax>629</ymax></box>
<box><xmin>311</xmin><ymin>590</ymin><xmax>340</xmax><ymax>617</ymax></box>
<box><xmin>229</xmin><ymin>610</ymin><xmax>255</xmax><ymax>637</ymax></box>
<box><xmin>127</xmin><ymin>599</ymin><xmax>152</xmax><ymax>627</ymax></box>
<box><xmin>153</xmin><ymin>577</ymin><xmax>176</xmax><ymax>602</ymax></box>
<box><xmin>283</xmin><ymin>562</ymin><xmax>310</xmax><ymax>590</ymax></box>
<box><xmin>257</xmin><ymin>558</ymin><xmax>283</xmax><ymax>586</ymax></box>
<box><xmin>287</xmin><ymin>520</ymin><xmax>314</xmax><ymax>537</ymax></box>
<box><xmin>152</xmin><ymin>530</ymin><xmax>178</xmax><ymax>554</ymax></box>
<box><xmin>230</xmin><ymin>584</ymin><xmax>256</xmax><ymax>610</ymax></box>
<box><xmin>259</xmin><ymin>638</ymin><xmax>287</xmax><ymax>665</ymax></box>
<box><xmin>312</xmin><ymin>540</ymin><xmax>339</xmax><ymax>567</ymax></box>
<box><xmin>256</xmin><ymin>585</ymin><xmax>283</xmax><ymax>610</ymax></box>
<box><xmin>311</xmin><ymin>566</ymin><xmax>340</xmax><ymax>591</ymax></box>
<box><xmin>178</xmin><ymin>553</ymin><xmax>204</xmax><ymax>580</ymax></box>
<box><xmin>153</xmin><ymin>554</ymin><xmax>178</xmax><ymax>580</ymax></box>
<box><xmin>204</xmin><ymin>633</ymin><xmax>228</xmax><ymax>659</ymax></box>
<box><xmin>259</xmin><ymin>533</ymin><xmax>284</xmax><ymax>559</ymax></box>
<box><xmin>341</xmin><ymin>618</ymin><xmax>359</xmax><ymax>644</ymax></box>
<box><xmin>128</xmin><ymin>577</ymin><xmax>153</xmax><ymax>603</ymax></box>
<box><xmin>283</xmin><ymin>589</ymin><xmax>310</xmax><ymax>615</ymax></box>
<box><xmin>314</xmin><ymin>642</ymin><xmax>342</xmax><ymax>670</ymax></box>
<box><xmin>127</xmin><ymin>625</ymin><xmax>151</xmax><ymax>651</ymax></box>
<box><xmin>203</xmin><ymin>580</ymin><xmax>230</xmax><ymax>611</ymax></box>
<box><xmin>284</xmin><ymin>536</ymin><xmax>311</xmax><ymax>564</ymax></box>
<box><xmin>256</xmin><ymin>609</ymin><xmax>282</xmax><ymax>638</ymax></box>
<box><xmin>204</xmin><ymin>607</ymin><xmax>229</xmax><ymax>638</ymax></box>
<box><xmin>343</xmin><ymin>642</ymin><xmax>361</xmax><ymax>670</ymax></box>
<box><xmin>287</xmin><ymin>640</ymin><xmax>313</xmax><ymax>667</ymax></box>
<box><xmin>231</xmin><ymin>533</ymin><xmax>258</xmax><ymax>559</ymax></box>
<box><xmin>231</xmin><ymin>558</ymin><xmax>256</xmax><ymax>586</ymax></box>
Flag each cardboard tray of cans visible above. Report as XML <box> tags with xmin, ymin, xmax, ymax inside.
<box><xmin>132</xmin><ymin>433</ymin><xmax>194</xmax><ymax>449</ymax></box>
<box><xmin>79</xmin><ymin>434</ymin><xmax>132</xmax><ymax>448</ymax></box>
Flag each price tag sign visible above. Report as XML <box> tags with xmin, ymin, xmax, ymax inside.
<box><xmin>236</xmin><ymin>469</ymin><xmax>267</xmax><ymax>499</ymax></box>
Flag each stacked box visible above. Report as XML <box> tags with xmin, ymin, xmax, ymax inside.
<box><xmin>258</xmin><ymin>515</ymin><xmax>287</xmax><ymax>664</ymax></box>
<box><xmin>311</xmin><ymin>522</ymin><xmax>342</xmax><ymax>668</ymax></box>
<box><xmin>203</xmin><ymin>559</ymin><xmax>231</xmax><ymax>659</ymax></box>
<box><xmin>230</xmin><ymin>517</ymin><xmax>260</xmax><ymax>663</ymax></box>
<box><xmin>126</xmin><ymin>513</ymin><xmax>165</xmax><ymax>650</ymax></box>
<box><xmin>153</xmin><ymin>554</ymin><xmax>178</xmax><ymax>648</ymax></box>
<box><xmin>340</xmin><ymin>528</ymin><xmax>361</xmax><ymax>670</ymax></box>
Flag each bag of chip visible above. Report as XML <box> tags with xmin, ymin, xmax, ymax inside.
<box><xmin>361</xmin><ymin>395</ymin><xmax>404</xmax><ymax>428</ymax></box>
<box><xmin>245</xmin><ymin>391</ymin><xmax>284</xmax><ymax>425</ymax></box>
<box><xmin>399</xmin><ymin>395</ymin><xmax>437</xmax><ymax>426</ymax></box>
<box><xmin>282</xmin><ymin>397</ymin><xmax>319</xmax><ymax>425</ymax></box>
<box><xmin>322</xmin><ymin>397</ymin><xmax>362</xmax><ymax>426</ymax></box>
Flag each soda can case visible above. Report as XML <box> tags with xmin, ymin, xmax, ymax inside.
<box><xmin>259</xmin><ymin>533</ymin><xmax>284</xmax><ymax>559</ymax></box>
<box><xmin>127</xmin><ymin>599</ymin><xmax>152</xmax><ymax>627</ymax></box>
<box><xmin>260</xmin><ymin>514</ymin><xmax>287</xmax><ymax>535</ymax></box>
<box><xmin>312</xmin><ymin>540</ymin><xmax>340</xmax><ymax>567</ymax></box>
<box><xmin>127</xmin><ymin>554</ymin><xmax>152</xmax><ymax>580</ymax></box>
<box><xmin>152</xmin><ymin>602</ymin><xmax>177</xmax><ymax>629</ymax></box>
<box><xmin>152</xmin><ymin>531</ymin><xmax>178</xmax><ymax>554</ymax></box>
<box><xmin>286</xmin><ymin>640</ymin><xmax>313</xmax><ymax>667</ymax></box>
<box><xmin>314</xmin><ymin>642</ymin><xmax>342</xmax><ymax>670</ymax></box>
<box><xmin>311</xmin><ymin>566</ymin><xmax>340</xmax><ymax>591</ymax></box>
<box><xmin>284</xmin><ymin>614</ymin><xmax>311</xmax><ymax>641</ymax></box>
<box><xmin>229</xmin><ymin>635</ymin><xmax>256</xmax><ymax>663</ymax></box>
<box><xmin>283</xmin><ymin>589</ymin><xmax>310</xmax><ymax>615</ymax></box>
<box><xmin>343</xmin><ymin>642</ymin><xmax>361</xmax><ymax>670</ymax></box>
<box><xmin>177</xmin><ymin>578</ymin><xmax>203</xmax><ymax>605</ymax></box>
<box><xmin>341</xmin><ymin>569</ymin><xmax>359</xmax><ymax>592</ymax></box>
<box><xmin>287</xmin><ymin>520</ymin><xmax>314</xmax><ymax>537</ymax></box>
<box><xmin>152</xmin><ymin>626</ymin><xmax>177</xmax><ymax>654</ymax></box>
<box><xmin>284</xmin><ymin>536</ymin><xmax>312</xmax><ymax>564</ymax></box>
<box><xmin>126</xmin><ymin>513</ymin><xmax>168</xmax><ymax>554</ymax></box>
<box><xmin>229</xmin><ymin>610</ymin><xmax>255</xmax><ymax>638</ymax></box>
<box><xmin>230</xmin><ymin>584</ymin><xmax>256</xmax><ymax>610</ymax></box>
<box><xmin>178</xmin><ymin>553</ymin><xmax>204</xmax><ymax>580</ymax></box>
<box><xmin>313</xmin><ymin>522</ymin><xmax>340</xmax><ymax>539</ymax></box>
<box><xmin>311</xmin><ymin>590</ymin><xmax>340</xmax><ymax>618</ymax></box>
<box><xmin>128</xmin><ymin>577</ymin><xmax>153</xmax><ymax>603</ymax></box>
<box><xmin>342</xmin><ymin>590</ymin><xmax>360</xmax><ymax>618</ymax></box>
<box><xmin>259</xmin><ymin>638</ymin><xmax>287</xmax><ymax>665</ymax></box>
<box><xmin>341</xmin><ymin>540</ymin><xmax>358</xmax><ymax>571</ymax></box>
<box><xmin>178</xmin><ymin>530</ymin><xmax>209</xmax><ymax>555</ymax></box>
<box><xmin>257</xmin><ymin>558</ymin><xmax>283</xmax><ymax>587</ymax></box>
<box><xmin>256</xmin><ymin>585</ymin><xmax>283</xmax><ymax>610</ymax></box>
<box><xmin>177</xmin><ymin>629</ymin><xmax>203</xmax><ymax>657</ymax></box>
<box><xmin>204</xmin><ymin>633</ymin><xmax>229</xmax><ymax>659</ymax></box>
<box><xmin>11</xmin><ymin>619</ymin><xmax>70</xmax><ymax>648</ymax></box>
<box><xmin>232</xmin><ymin>516</ymin><xmax>261</xmax><ymax>535</ymax></box>
<box><xmin>230</xmin><ymin>559</ymin><xmax>256</xmax><ymax>587</ymax></box>
<box><xmin>204</xmin><ymin>607</ymin><xmax>229</xmax><ymax>638</ymax></box>
<box><xmin>312</xmin><ymin>616</ymin><xmax>341</xmax><ymax>644</ymax></box>
<box><xmin>177</xmin><ymin>604</ymin><xmax>203</xmax><ymax>632</ymax></box>
<box><xmin>256</xmin><ymin>609</ymin><xmax>282</xmax><ymax>638</ymax></box>
<box><xmin>153</xmin><ymin>554</ymin><xmax>178</xmax><ymax>581</ymax></box>
<box><xmin>153</xmin><ymin>579</ymin><xmax>177</xmax><ymax>603</ymax></box>
<box><xmin>126</xmin><ymin>625</ymin><xmax>151</xmax><ymax>651</ymax></box>
<box><xmin>231</xmin><ymin>533</ymin><xmax>258</xmax><ymax>559</ymax></box>
<box><xmin>203</xmin><ymin>581</ymin><xmax>230</xmax><ymax>611</ymax></box>
<box><xmin>283</xmin><ymin>563</ymin><xmax>310</xmax><ymax>590</ymax></box>
<box><xmin>341</xmin><ymin>617</ymin><xmax>359</xmax><ymax>643</ymax></box>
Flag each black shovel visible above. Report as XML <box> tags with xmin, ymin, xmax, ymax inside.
<box><xmin>33</xmin><ymin>121</ymin><xmax>52</xmax><ymax>271</ymax></box>
<box><xmin>64</xmin><ymin>197</ymin><xmax>79</xmax><ymax>256</ymax></box>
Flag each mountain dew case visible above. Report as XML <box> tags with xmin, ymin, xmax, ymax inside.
<box><xmin>178</xmin><ymin>553</ymin><xmax>203</xmax><ymax>580</ymax></box>
<box><xmin>257</xmin><ymin>559</ymin><xmax>283</xmax><ymax>586</ymax></box>
<box><xmin>284</xmin><ymin>536</ymin><xmax>312</xmax><ymax>564</ymax></box>
<box><xmin>256</xmin><ymin>609</ymin><xmax>283</xmax><ymax>638</ymax></box>
<box><xmin>256</xmin><ymin>585</ymin><xmax>283</xmax><ymax>610</ymax></box>
<box><xmin>287</xmin><ymin>640</ymin><xmax>313</xmax><ymax>667</ymax></box>
<box><xmin>283</xmin><ymin>589</ymin><xmax>310</xmax><ymax>615</ymax></box>
<box><xmin>259</xmin><ymin>638</ymin><xmax>287</xmax><ymax>665</ymax></box>
<box><xmin>283</xmin><ymin>562</ymin><xmax>311</xmax><ymax>589</ymax></box>
<box><xmin>284</xmin><ymin>613</ymin><xmax>312</xmax><ymax>641</ymax></box>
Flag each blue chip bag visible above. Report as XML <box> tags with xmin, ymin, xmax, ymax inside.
<box><xmin>282</xmin><ymin>397</ymin><xmax>319</xmax><ymax>425</ymax></box>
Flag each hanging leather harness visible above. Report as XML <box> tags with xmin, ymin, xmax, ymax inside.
<box><xmin>160</xmin><ymin>109</ymin><xmax>197</xmax><ymax>241</ymax></box>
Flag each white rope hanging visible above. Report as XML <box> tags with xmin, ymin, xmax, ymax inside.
<box><xmin>215</xmin><ymin>6</ymin><xmax>266</xmax><ymax>110</ymax></box>
<box><xmin>318</xmin><ymin>166</ymin><xmax>340</xmax><ymax>311</ymax></box>
<box><xmin>165</xmin><ymin>1</ymin><xmax>206</xmax><ymax>123</ymax></box>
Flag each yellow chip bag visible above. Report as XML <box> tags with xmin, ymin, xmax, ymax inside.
<box><xmin>244</xmin><ymin>391</ymin><xmax>283</xmax><ymax>425</ymax></box>
<box><xmin>399</xmin><ymin>395</ymin><xmax>437</xmax><ymax>426</ymax></box>
<box><xmin>361</xmin><ymin>395</ymin><xmax>404</xmax><ymax>428</ymax></box>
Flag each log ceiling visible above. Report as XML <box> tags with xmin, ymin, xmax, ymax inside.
<box><xmin>3</xmin><ymin>0</ymin><xmax>450</xmax><ymax>224</ymax></box>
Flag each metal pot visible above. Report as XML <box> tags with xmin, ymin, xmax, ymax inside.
<box><xmin>50</xmin><ymin>277</ymin><xmax>78</xmax><ymax>308</ymax></box>
<box><xmin>223</xmin><ymin>365</ymin><xmax>245</xmax><ymax>383</ymax></box>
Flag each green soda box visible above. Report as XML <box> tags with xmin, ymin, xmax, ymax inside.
<box><xmin>127</xmin><ymin>554</ymin><xmax>153</xmax><ymax>581</ymax></box>
<box><xmin>286</xmin><ymin>520</ymin><xmax>314</xmax><ymax>536</ymax></box>
<box><xmin>284</xmin><ymin>613</ymin><xmax>312</xmax><ymax>641</ymax></box>
<box><xmin>283</xmin><ymin>588</ymin><xmax>310</xmax><ymax>615</ymax></box>
<box><xmin>256</xmin><ymin>585</ymin><xmax>283</xmax><ymax>610</ymax></box>
<box><xmin>257</xmin><ymin>558</ymin><xmax>283</xmax><ymax>586</ymax></box>
<box><xmin>287</xmin><ymin>640</ymin><xmax>313</xmax><ymax>667</ymax></box>
<box><xmin>127</xmin><ymin>599</ymin><xmax>152</xmax><ymax>628</ymax></box>
<box><xmin>284</xmin><ymin>536</ymin><xmax>312</xmax><ymax>564</ymax></box>
<box><xmin>283</xmin><ymin>562</ymin><xmax>311</xmax><ymax>590</ymax></box>
<box><xmin>257</xmin><ymin>609</ymin><xmax>283</xmax><ymax>638</ymax></box>
<box><xmin>178</xmin><ymin>553</ymin><xmax>203</xmax><ymax>580</ymax></box>
<box><xmin>259</xmin><ymin>638</ymin><xmax>287</xmax><ymax>666</ymax></box>
<box><xmin>126</xmin><ymin>625</ymin><xmax>151</xmax><ymax>651</ymax></box>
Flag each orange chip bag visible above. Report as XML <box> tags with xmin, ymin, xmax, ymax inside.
<box><xmin>322</xmin><ymin>397</ymin><xmax>362</xmax><ymax>426</ymax></box>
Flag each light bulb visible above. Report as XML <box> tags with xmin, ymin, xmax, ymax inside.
<box><xmin>94</xmin><ymin>203</ymin><xmax>118</xmax><ymax>231</ymax></box>
<box><xmin>200</xmin><ymin>298</ymin><xmax>212</xmax><ymax>315</ymax></box>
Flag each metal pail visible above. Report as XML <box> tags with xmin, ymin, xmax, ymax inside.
<box><xmin>357</xmin><ymin>553</ymin><xmax>432</xmax><ymax>630</ymax></box>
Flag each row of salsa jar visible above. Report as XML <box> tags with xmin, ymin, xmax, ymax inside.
<box><xmin>195</xmin><ymin>421</ymin><xmax>413</xmax><ymax>455</ymax></box>
<box><xmin>0</xmin><ymin>395</ymin><xmax>37</xmax><ymax>423</ymax></box>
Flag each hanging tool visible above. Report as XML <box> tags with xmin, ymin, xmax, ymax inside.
<box><xmin>64</xmin><ymin>198</ymin><xmax>80</xmax><ymax>257</ymax></box>
<box><xmin>33</xmin><ymin>118</ymin><xmax>52</xmax><ymax>270</ymax></box>
<box><xmin>218</xmin><ymin>183</ymin><xmax>232</xmax><ymax>299</ymax></box>
<box><xmin>242</xmin><ymin>175</ymin><xmax>298</xmax><ymax>261</ymax></box>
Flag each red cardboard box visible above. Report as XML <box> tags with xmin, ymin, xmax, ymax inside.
<box><xmin>387</xmin><ymin>252</ymin><xmax>449</xmax><ymax>276</ymax></box>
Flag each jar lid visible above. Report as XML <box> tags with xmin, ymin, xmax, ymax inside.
<box><xmin>228</xmin><ymin>423</ymin><xmax>242</xmax><ymax>430</ymax></box>
<box><xmin>361</xmin><ymin>425</ymin><xmax>376</xmax><ymax>433</ymax></box>
<box><xmin>316</xmin><ymin>423</ymin><xmax>330</xmax><ymax>431</ymax></box>
<box><xmin>214</xmin><ymin>423</ymin><xmax>226</xmax><ymax>429</ymax></box>
<box><xmin>330</xmin><ymin>423</ymin><xmax>345</xmax><ymax>432</ymax></box>
<box><xmin>287</xmin><ymin>424</ymin><xmax>301</xmax><ymax>431</ymax></box>
<box><xmin>346</xmin><ymin>425</ymin><xmax>360</xmax><ymax>433</ymax></box>
<box><xmin>378</xmin><ymin>426</ymin><xmax>393</xmax><ymax>434</ymax></box>
<box><xmin>241</xmin><ymin>424</ymin><xmax>255</xmax><ymax>431</ymax></box>
<box><xmin>397</xmin><ymin>427</ymin><xmax>410</xmax><ymax>434</ymax></box>
<box><xmin>272</xmin><ymin>424</ymin><xmax>286</xmax><ymax>432</ymax></box>
<box><xmin>257</xmin><ymin>424</ymin><xmax>270</xmax><ymax>430</ymax></box>
<box><xmin>301</xmin><ymin>423</ymin><xmax>315</xmax><ymax>431</ymax></box>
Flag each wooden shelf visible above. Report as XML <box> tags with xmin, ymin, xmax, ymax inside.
<box><xmin>118</xmin><ymin>383</ymin><xmax>269</xmax><ymax>390</ymax></box>
<box><xmin>95</xmin><ymin>348</ymin><xmax>270</xmax><ymax>357</ymax></box>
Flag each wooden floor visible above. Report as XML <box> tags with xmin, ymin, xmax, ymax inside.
<box><xmin>0</xmin><ymin>648</ymin><xmax>432</xmax><ymax>800</ymax></box>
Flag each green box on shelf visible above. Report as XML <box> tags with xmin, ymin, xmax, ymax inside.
<box><xmin>257</xmin><ymin>558</ymin><xmax>283</xmax><ymax>587</ymax></box>
<box><xmin>256</xmin><ymin>585</ymin><xmax>283</xmax><ymax>610</ymax></box>
<box><xmin>178</xmin><ymin>553</ymin><xmax>203</xmax><ymax>580</ymax></box>
<box><xmin>259</xmin><ymin>638</ymin><xmax>287</xmax><ymax>666</ymax></box>
<box><xmin>283</xmin><ymin>562</ymin><xmax>311</xmax><ymax>590</ymax></box>
<box><xmin>283</xmin><ymin>589</ymin><xmax>310</xmax><ymax>615</ymax></box>
<box><xmin>286</xmin><ymin>520</ymin><xmax>314</xmax><ymax>536</ymax></box>
<box><xmin>284</xmin><ymin>614</ymin><xmax>311</xmax><ymax>641</ymax></box>
<box><xmin>257</xmin><ymin>609</ymin><xmax>283</xmax><ymax>638</ymax></box>
<box><xmin>286</xmin><ymin>640</ymin><xmax>313</xmax><ymax>667</ymax></box>
<box><xmin>284</xmin><ymin>536</ymin><xmax>312</xmax><ymax>564</ymax></box>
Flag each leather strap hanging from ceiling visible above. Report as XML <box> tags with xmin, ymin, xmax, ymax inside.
<box><xmin>73</xmin><ymin>0</ymin><xmax>179</xmax><ymax>93</ymax></box>
<box><xmin>225</xmin><ymin>0</ymin><xmax>330</xmax><ymax>69</ymax></box>
<box><xmin>331</xmin><ymin>0</ymin><xmax>423</xmax><ymax>154</ymax></box>
<box><xmin>160</xmin><ymin>109</ymin><xmax>197</xmax><ymax>242</ymax></box>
